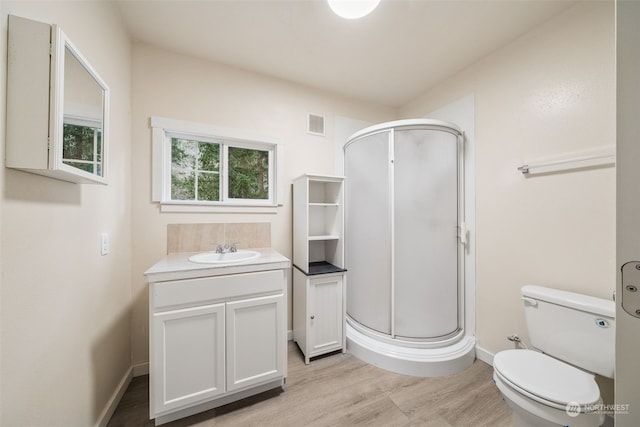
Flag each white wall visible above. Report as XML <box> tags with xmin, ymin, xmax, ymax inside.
<box><xmin>130</xmin><ymin>43</ymin><xmax>394</xmax><ymax>368</ymax></box>
<box><xmin>400</xmin><ymin>2</ymin><xmax>615</xmax><ymax>356</ymax></box>
<box><xmin>0</xmin><ymin>2</ymin><xmax>132</xmax><ymax>426</ymax></box>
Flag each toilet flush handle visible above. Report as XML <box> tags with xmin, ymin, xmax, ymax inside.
<box><xmin>521</xmin><ymin>297</ymin><xmax>538</xmax><ymax>307</ymax></box>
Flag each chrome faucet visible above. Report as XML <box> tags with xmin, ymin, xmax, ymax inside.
<box><xmin>215</xmin><ymin>242</ymin><xmax>238</xmax><ymax>254</ymax></box>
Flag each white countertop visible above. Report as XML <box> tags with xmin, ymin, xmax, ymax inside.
<box><xmin>144</xmin><ymin>248</ymin><xmax>291</xmax><ymax>283</ymax></box>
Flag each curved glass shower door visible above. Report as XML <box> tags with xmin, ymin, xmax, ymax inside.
<box><xmin>393</xmin><ymin>129</ymin><xmax>459</xmax><ymax>339</ymax></box>
<box><xmin>344</xmin><ymin>130</ymin><xmax>392</xmax><ymax>335</ymax></box>
<box><xmin>345</xmin><ymin>122</ymin><xmax>462</xmax><ymax>341</ymax></box>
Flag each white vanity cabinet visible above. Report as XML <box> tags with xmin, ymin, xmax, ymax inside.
<box><xmin>146</xmin><ymin>250</ymin><xmax>289</xmax><ymax>425</ymax></box>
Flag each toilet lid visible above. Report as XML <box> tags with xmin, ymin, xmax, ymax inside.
<box><xmin>493</xmin><ymin>350</ymin><xmax>600</xmax><ymax>406</ymax></box>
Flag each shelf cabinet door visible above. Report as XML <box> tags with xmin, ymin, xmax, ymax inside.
<box><xmin>308</xmin><ymin>275</ymin><xmax>344</xmax><ymax>355</ymax></box>
<box><xmin>226</xmin><ymin>294</ymin><xmax>285</xmax><ymax>392</ymax></box>
<box><xmin>152</xmin><ymin>303</ymin><xmax>226</xmax><ymax>414</ymax></box>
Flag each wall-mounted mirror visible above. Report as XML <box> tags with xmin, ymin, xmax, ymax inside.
<box><xmin>50</xmin><ymin>27</ymin><xmax>109</xmax><ymax>182</ymax></box>
<box><xmin>61</xmin><ymin>43</ymin><xmax>107</xmax><ymax>176</ymax></box>
<box><xmin>7</xmin><ymin>15</ymin><xmax>110</xmax><ymax>184</ymax></box>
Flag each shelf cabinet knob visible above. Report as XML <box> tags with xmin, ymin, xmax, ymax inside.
<box><xmin>310</xmin><ymin>315</ymin><xmax>315</xmax><ymax>320</ymax></box>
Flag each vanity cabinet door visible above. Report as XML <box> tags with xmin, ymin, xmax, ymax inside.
<box><xmin>152</xmin><ymin>303</ymin><xmax>226</xmax><ymax>414</ymax></box>
<box><xmin>226</xmin><ymin>294</ymin><xmax>285</xmax><ymax>392</ymax></box>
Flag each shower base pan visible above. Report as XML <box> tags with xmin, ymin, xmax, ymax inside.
<box><xmin>346</xmin><ymin>320</ymin><xmax>476</xmax><ymax>377</ymax></box>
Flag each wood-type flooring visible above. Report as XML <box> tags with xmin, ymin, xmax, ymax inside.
<box><xmin>108</xmin><ymin>342</ymin><xmax>512</xmax><ymax>427</ymax></box>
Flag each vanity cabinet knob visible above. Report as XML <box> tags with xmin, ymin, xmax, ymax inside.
<box><xmin>310</xmin><ymin>315</ymin><xmax>315</xmax><ymax>320</ymax></box>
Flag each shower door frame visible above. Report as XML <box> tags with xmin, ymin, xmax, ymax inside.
<box><xmin>344</xmin><ymin>119</ymin><xmax>466</xmax><ymax>346</ymax></box>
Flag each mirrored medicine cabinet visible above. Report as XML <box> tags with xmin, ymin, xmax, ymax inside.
<box><xmin>6</xmin><ymin>15</ymin><xmax>109</xmax><ymax>184</ymax></box>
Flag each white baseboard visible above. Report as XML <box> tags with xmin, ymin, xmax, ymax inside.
<box><xmin>96</xmin><ymin>366</ymin><xmax>132</xmax><ymax>427</ymax></box>
<box><xmin>475</xmin><ymin>345</ymin><xmax>494</xmax><ymax>366</ymax></box>
<box><xmin>133</xmin><ymin>362</ymin><xmax>149</xmax><ymax>377</ymax></box>
<box><xmin>288</xmin><ymin>329</ymin><xmax>293</xmax><ymax>341</ymax></box>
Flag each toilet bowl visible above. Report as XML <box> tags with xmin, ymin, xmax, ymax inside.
<box><xmin>493</xmin><ymin>349</ymin><xmax>604</xmax><ymax>427</ymax></box>
<box><xmin>492</xmin><ymin>285</ymin><xmax>615</xmax><ymax>427</ymax></box>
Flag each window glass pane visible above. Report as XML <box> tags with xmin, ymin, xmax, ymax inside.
<box><xmin>171</xmin><ymin>137</ymin><xmax>220</xmax><ymax>201</ymax></box>
<box><xmin>171</xmin><ymin>171</ymin><xmax>195</xmax><ymax>200</ymax></box>
<box><xmin>171</xmin><ymin>138</ymin><xmax>197</xmax><ymax>171</ymax></box>
<box><xmin>198</xmin><ymin>141</ymin><xmax>219</xmax><ymax>171</ymax></box>
<box><xmin>228</xmin><ymin>147</ymin><xmax>269</xmax><ymax>200</ymax></box>
<box><xmin>197</xmin><ymin>172</ymin><xmax>219</xmax><ymax>201</ymax></box>
<box><xmin>171</xmin><ymin>138</ymin><xmax>196</xmax><ymax>200</ymax></box>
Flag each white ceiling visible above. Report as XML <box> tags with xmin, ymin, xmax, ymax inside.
<box><xmin>117</xmin><ymin>0</ymin><xmax>576</xmax><ymax>108</ymax></box>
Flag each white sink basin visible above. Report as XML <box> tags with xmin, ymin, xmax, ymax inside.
<box><xmin>188</xmin><ymin>250</ymin><xmax>261</xmax><ymax>265</ymax></box>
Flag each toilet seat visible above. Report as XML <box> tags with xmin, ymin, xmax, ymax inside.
<box><xmin>493</xmin><ymin>350</ymin><xmax>600</xmax><ymax>409</ymax></box>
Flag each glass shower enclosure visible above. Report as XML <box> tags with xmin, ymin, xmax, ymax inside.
<box><xmin>344</xmin><ymin>119</ymin><xmax>473</xmax><ymax>376</ymax></box>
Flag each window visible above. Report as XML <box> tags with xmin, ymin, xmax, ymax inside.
<box><xmin>151</xmin><ymin>117</ymin><xmax>281</xmax><ymax>211</ymax></box>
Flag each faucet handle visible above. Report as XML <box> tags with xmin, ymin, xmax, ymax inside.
<box><xmin>213</xmin><ymin>242</ymin><xmax>239</xmax><ymax>253</ymax></box>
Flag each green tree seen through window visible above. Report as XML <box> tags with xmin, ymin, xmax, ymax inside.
<box><xmin>171</xmin><ymin>138</ymin><xmax>220</xmax><ymax>201</ymax></box>
<box><xmin>228</xmin><ymin>147</ymin><xmax>269</xmax><ymax>200</ymax></box>
<box><xmin>170</xmin><ymin>137</ymin><xmax>270</xmax><ymax>202</ymax></box>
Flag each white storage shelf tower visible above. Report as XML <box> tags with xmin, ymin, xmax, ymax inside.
<box><xmin>293</xmin><ymin>174</ymin><xmax>346</xmax><ymax>364</ymax></box>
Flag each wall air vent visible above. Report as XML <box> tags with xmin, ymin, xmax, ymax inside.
<box><xmin>307</xmin><ymin>113</ymin><xmax>325</xmax><ymax>136</ymax></box>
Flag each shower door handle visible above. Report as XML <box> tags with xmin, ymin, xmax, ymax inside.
<box><xmin>459</xmin><ymin>222</ymin><xmax>468</xmax><ymax>246</ymax></box>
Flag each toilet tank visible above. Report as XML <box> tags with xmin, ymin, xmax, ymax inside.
<box><xmin>521</xmin><ymin>285</ymin><xmax>615</xmax><ymax>379</ymax></box>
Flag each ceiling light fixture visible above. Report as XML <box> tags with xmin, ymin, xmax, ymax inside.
<box><xmin>328</xmin><ymin>0</ymin><xmax>381</xmax><ymax>20</ymax></box>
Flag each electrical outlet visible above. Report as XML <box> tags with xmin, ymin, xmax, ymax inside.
<box><xmin>101</xmin><ymin>232</ymin><xmax>110</xmax><ymax>256</ymax></box>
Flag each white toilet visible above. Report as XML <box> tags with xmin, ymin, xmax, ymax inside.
<box><xmin>493</xmin><ymin>285</ymin><xmax>615</xmax><ymax>427</ymax></box>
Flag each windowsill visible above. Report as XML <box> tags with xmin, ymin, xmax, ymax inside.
<box><xmin>159</xmin><ymin>203</ymin><xmax>280</xmax><ymax>214</ymax></box>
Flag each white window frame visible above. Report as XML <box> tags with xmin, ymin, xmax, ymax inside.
<box><xmin>151</xmin><ymin>117</ymin><xmax>283</xmax><ymax>213</ymax></box>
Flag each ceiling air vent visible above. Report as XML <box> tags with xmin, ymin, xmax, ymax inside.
<box><xmin>307</xmin><ymin>113</ymin><xmax>325</xmax><ymax>136</ymax></box>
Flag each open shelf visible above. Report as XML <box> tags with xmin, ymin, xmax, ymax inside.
<box><xmin>308</xmin><ymin>235</ymin><xmax>339</xmax><ymax>241</ymax></box>
<box><xmin>294</xmin><ymin>174</ymin><xmax>344</xmax><ymax>275</ymax></box>
<box><xmin>309</xmin><ymin>203</ymin><xmax>339</xmax><ymax>207</ymax></box>
<box><xmin>307</xmin><ymin>261</ymin><xmax>347</xmax><ymax>276</ymax></box>
<box><xmin>309</xmin><ymin>179</ymin><xmax>342</xmax><ymax>205</ymax></box>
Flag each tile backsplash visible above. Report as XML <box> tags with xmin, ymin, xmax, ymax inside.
<box><xmin>167</xmin><ymin>222</ymin><xmax>271</xmax><ymax>253</ymax></box>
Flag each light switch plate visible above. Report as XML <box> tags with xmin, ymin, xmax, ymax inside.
<box><xmin>101</xmin><ymin>232</ymin><xmax>110</xmax><ymax>256</ymax></box>
<box><xmin>621</xmin><ymin>261</ymin><xmax>640</xmax><ymax>318</ymax></box>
